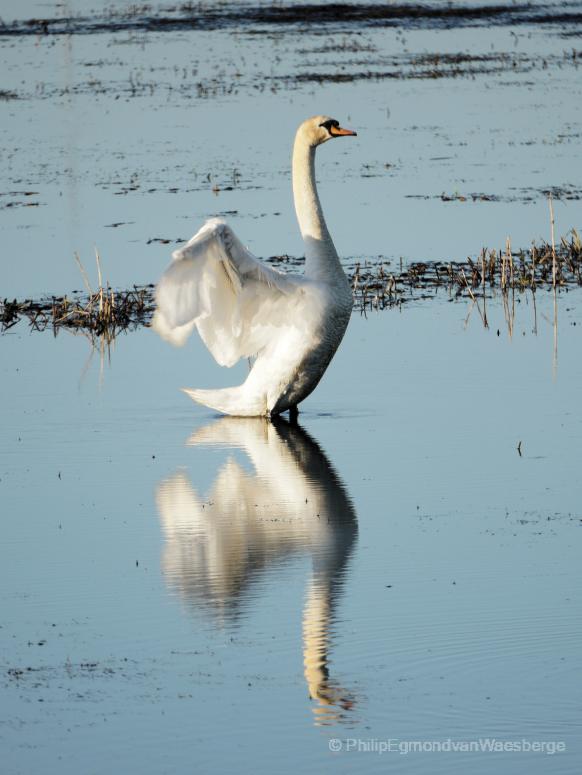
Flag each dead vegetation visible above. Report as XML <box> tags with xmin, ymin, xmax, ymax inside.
<box><xmin>0</xmin><ymin>286</ymin><xmax>153</xmax><ymax>339</ymax></box>
<box><xmin>346</xmin><ymin>227</ymin><xmax>582</xmax><ymax>312</ymax></box>
<box><xmin>2</xmin><ymin>223</ymin><xmax>581</xmax><ymax>339</ymax></box>
<box><xmin>1</xmin><ymin>251</ymin><xmax>152</xmax><ymax>342</ymax></box>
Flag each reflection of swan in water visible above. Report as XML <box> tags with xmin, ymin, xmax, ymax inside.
<box><xmin>156</xmin><ymin>416</ymin><xmax>358</xmax><ymax>724</ymax></box>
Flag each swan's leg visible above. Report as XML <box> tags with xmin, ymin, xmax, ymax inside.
<box><xmin>289</xmin><ymin>405</ymin><xmax>299</xmax><ymax>422</ymax></box>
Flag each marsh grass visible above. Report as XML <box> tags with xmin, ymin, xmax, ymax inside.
<box><xmin>349</xmin><ymin>227</ymin><xmax>582</xmax><ymax>312</ymax></box>
<box><xmin>1</xmin><ymin>250</ymin><xmax>152</xmax><ymax>341</ymax></box>
<box><xmin>2</xmin><ymin>230</ymin><xmax>581</xmax><ymax>339</ymax></box>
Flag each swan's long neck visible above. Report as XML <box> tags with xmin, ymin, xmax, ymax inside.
<box><xmin>292</xmin><ymin>133</ymin><xmax>344</xmax><ymax>282</ymax></box>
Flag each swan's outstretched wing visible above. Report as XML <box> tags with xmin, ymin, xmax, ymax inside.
<box><xmin>152</xmin><ymin>218</ymin><xmax>301</xmax><ymax>367</ymax></box>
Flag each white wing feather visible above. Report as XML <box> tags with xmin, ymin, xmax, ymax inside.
<box><xmin>152</xmin><ymin>218</ymin><xmax>301</xmax><ymax>367</ymax></box>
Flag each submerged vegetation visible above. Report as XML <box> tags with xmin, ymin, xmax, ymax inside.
<box><xmin>2</xmin><ymin>229</ymin><xmax>581</xmax><ymax>341</ymax></box>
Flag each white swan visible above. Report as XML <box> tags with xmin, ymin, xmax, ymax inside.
<box><xmin>152</xmin><ymin>115</ymin><xmax>357</xmax><ymax>417</ymax></box>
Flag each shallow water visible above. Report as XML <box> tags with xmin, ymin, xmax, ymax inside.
<box><xmin>2</xmin><ymin>294</ymin><xmax>581</xmax><ymax>773</ymax></box>
<box><xmin>2</xmin><ymin>1</ymin><xmax>582</xmax><ymax>297</ymax></box>
<box><xmin>1</xmin><ymin>3</ymin><xmax>581</xmax><ymax>773</ymax></box>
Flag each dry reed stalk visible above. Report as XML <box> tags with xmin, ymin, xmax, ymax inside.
<box><xmin>549</xmin><ymin>194</ymin><xmax>557</xmax><ymax>288</ymax></box>
<box><xmin>508</xmin><ymin>238</ymin><xmax>516</xmax><ymax>330</ymax></box>
<box><xmin>74</xmin><ymin>252</ymin><xmax>93</xmax><ymax>295</ymax></box>
<box><xmin>480</xmin><ymin>248</ymin><xmax>488</xmax><ymax>328</ymax></box>
<box><xmin>95</xmin><ymin>248</ymin><xmax>104</xmax><ymax>315</ymax></box>
<box><xmin>500</xmin><ymin>239</ymin><xmax>512</xmax><ymax>337</ymax></box>
<box><xmin>531</xmin><ymin>244</ymin><xmax>536</xmax><ymax>290</ymax></box>
<box><xmin>547</xmin><ymin>194</ymin><xmax>559</xmax><ymax>376</ymax></box>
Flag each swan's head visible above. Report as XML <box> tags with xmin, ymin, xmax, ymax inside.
<box><xmin>299</xmin><ymin>115</ymin><xmax>357</xmax><ymax>147</ymax></box>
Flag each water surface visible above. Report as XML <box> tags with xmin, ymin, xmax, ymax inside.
<box><xmin>1</xmin><ymin>3</ymin><xmax>581</xmax><ymax>773</ymax></box>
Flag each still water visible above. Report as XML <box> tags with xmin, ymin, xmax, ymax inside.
<box><xmin>1</xmin><ymin>296</ymin><xmax>580</xmax><ymax>773</ymax></box>
<box><xmin>1</xmin><ymin>1</ymin><xmax>581</xmax><ymax>772</ymax></box>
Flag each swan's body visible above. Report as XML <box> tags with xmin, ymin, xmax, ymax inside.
<box><xmin>153</xmin><ymin>116</ymin><xmax>356</xmax><ymax>417</ymax></box>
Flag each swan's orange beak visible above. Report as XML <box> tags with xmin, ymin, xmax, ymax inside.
<box><xmin>330</xmin><ymin>125</ymin><xmax>357</xmax><ymax>137</ymax></box>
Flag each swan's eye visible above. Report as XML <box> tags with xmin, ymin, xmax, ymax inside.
<box><xmin>319</xmin><ymin>119</ymin><xmax>340</xmax><ymax>135</ymax></box>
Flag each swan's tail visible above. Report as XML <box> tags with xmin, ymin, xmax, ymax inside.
<box><xmin>182</xmin><ymin>386</ymin><xmax>267</xmax><ymax>417</ymax></box>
